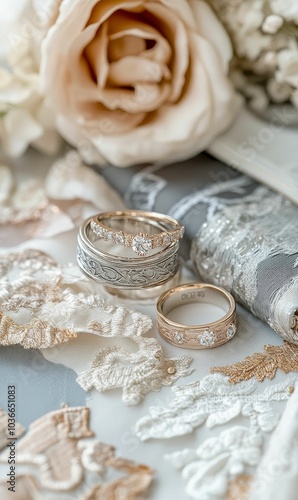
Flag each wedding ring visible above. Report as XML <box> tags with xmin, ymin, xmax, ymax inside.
<box><xmin>90</xmin><ymin>210</ymin><xmax>184</xmax><ymax>256</ymax></box>
<box><xmin>156</xmin><ymin>283</ymin><xmax>237</xmax><ymax>349</ymax></box>
<box><xmin>77</xmin><ymin>214</ymin><xmax>181</xmax><ymax>289</ymax></box>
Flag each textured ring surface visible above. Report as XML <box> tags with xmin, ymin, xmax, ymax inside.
<box><xmin>156</xmin><ymin>283</ymin><xmax>237</xmax><ymax>349</ymax></box>
<box><xmin>77</xmin><ymin>219</ymin><xmax>180</xmax><ymax>289</ymax></box>
<box><xmin>91</xmin><ymin>210</ymin><xmax>184</xmax><ymax>256</ymax></box>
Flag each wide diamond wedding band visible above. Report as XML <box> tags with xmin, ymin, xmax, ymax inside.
<box><xmin>157</xmin><ymin>283</ymin><xmax>237</xmax><ymax>349</ymax></box>
<box><xmin>77</xmin><ymin>211</ymin><xmax>183</xmax><ymax>290</ymax></box>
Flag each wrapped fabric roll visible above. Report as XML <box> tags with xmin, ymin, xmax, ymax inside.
<box><xmin>102</xmin><ymin>153</ymin><xmax>298</xmax><ymax>342</ymax></box>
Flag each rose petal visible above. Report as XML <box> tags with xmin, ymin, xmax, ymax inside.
<box><xmin>108</xmin><ymin>11</ymin><xmax>172</xmax><ymax>65</ymax></box>
<box><xmin>108</xmin><ymin>56</ymin><xmax>171</xmax><ymax>86</ymax></box>
<box><xmin>56</xmin><ymin>114</ymin><xmax>107</xmax><ymax>165</ymax></box>
<box><xmin>73</xmin><ymin>100</ymin><xmax>146</xmax><ymax>133</ymax></box>
<box><xmin>145</xmin><ymin>3</ymin><xmax>189</xmax><ymax>103</ymax></box>
<box><xmin>159</xmin><ymin>0</ymin><xmax>197</xmax><ymax>29</ymax></box>
<box><xmin>108</xmin><ymin>35</ymin><xmax>146</xmax><ymax>62</ymax></box>
<box><xmin>40</xmin><ymin>0</ymin><xmax>100</xmax><ymax>107</ymax></box>
<box><xmin>189</xmin><ymin>0</ymin><xmax>233</xmax><ymax>71</ymax></box>
<box><xmin>89</xmin><ymin>0</ymin><xmax>143</xmax><ymax>25</ymax></box>
<box><xmin>84</xmin><ymin>22</ymin><xmax>109</xmax><ymax>88</ymax></box>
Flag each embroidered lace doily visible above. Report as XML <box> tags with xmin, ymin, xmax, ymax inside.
<box><xmin>77</xmin><ymin>336</ymin><xmax>193</xmax><ymax>405</ymax></box>
<box><xmin>0</xmin><ymin>406</ymin><xmax>154</xmax><ymax>499</ymax></box>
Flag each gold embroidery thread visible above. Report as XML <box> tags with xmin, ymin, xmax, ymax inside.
<box><xmin>211</xmin><ymin>341</ymin><xmax>298</xmax><ymax>383</ymax></box>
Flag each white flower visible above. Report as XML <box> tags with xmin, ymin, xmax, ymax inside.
<box><xmin>39</xmin><ymin>0</ymin><xmax>239</xmax><ymax>167</ymax></box>
<box><xmin>0</xmin><ymin>2</ymin><xmax>61</xmax><ymax>158</ymax></box>
<box><xmin>209</xmin><ymin>0</ymin><xmax>298</xmax><ymax>110</ymax></box>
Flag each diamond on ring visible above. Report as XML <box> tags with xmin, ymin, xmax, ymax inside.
<box><xmin>226</xmin><ymin>324</ymin><xmax>236</xmax><ymax>339</ymax></box>
<box><xmin>198</xmin><ymin>330</ymin><xmax>216</xmax><ymax>347</ymax></box>
<box><xmin>174</xmin><ymin>332</ymin><xmax>185</xmax><ymax>344</ymax></box>
<box><xmin>132</xmin><ymin>235</ymin><xmax>152</xmax><ymax>256</ymax></box>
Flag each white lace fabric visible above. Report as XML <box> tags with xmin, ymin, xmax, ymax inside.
<box><xmin>135</xmin><ymin>373</ymin><xmax>298</xmax><ymax>498</ymax></box>
<box><xmin>0</xmin><ymin>248</ymin><xmax>192</xmax><ymax>403</ymax></box>
<box><xmin>135</xmin><ymin>373</ymin><xmax>294</xmax><ymax>440</ymax></box>
<box><xmin>77</xmin><ymin>336</ymin><xmax>193</xmax><ymax>405</ymax></box>
<box><xmin>0</xmin><ymin>151</ymin><xmax>125</xmax><ymax>245</ymax></box>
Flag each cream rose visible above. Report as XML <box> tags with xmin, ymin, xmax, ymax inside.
<box><xmin>41</xmin><ymin>0</ymin><xmax>239</xmax><ymax>167</ymax></box>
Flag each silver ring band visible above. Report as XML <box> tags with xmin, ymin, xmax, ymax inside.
<box><xmin>77</xmin><ymin>218</ymin><xmax>180</xmax><ymax>289</ymax></box>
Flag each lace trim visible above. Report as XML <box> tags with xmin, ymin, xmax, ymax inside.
<box><xmin>248</xmin><ymin>381</ymin><xmax>298</xmax><ymax>499</ymax></box>
<box><xmin>77</xmin><ymin>336</ymin><xmax>193</xmax><ymax>406</ymax></box>
<box><xmin>156</xmin><ymin>374</ymin><xmax>297</xmax><ymax>499</ymax></box>
<box><xmin>169</xmin><ymin>176</ymin><xmax>257</xmax><ymax>221</ymax></box>
<box><xmin>0</xmin><ymin>249</ymin><xmax>152</xmax><ymax>349</ymax></box>
<box><xmin>0</xmin><ymin>310</ymin><xmax>77</xmax><ymax>349</ymax></box>
<box><xmin>0</xmin><ymin>408</ymin><xmax>25</xmax><ymax>451</ymax></box>
<box><xmin>124</xmin><ymin>165</ymin><xmax>166</xmax><ymax>210</ymax></box>
<box><xmin>165</xmin><ymin>427</ymin><xmax>258</xmax><ymax>500</ymax></box>
<box><xmin>0</xmin><ymin>249</ymin><xmax>192</xmax><ymax>404</ymax></box>
<box><xmin>211</xmin><ymin>341</ymin><xmax>298</xmax><ymax>383</ymax></box>
<box><xmin>0</xmin><ymin>406</ymin><xmax>154</xmax><ymax>497</ymax></box>
<box><xmin>135</xmin><ymin>373</ymin><xmax>297</xmax><ymax>441</ymax></box>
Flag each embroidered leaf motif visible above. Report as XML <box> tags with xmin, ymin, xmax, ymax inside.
<box><xmin>211</xmin><ymin>341</ymin><xmax>298</xmax><ymax>383</ymax></box>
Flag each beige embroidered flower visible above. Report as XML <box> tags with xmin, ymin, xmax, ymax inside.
<box><xmin>40</xmin><ymin>0</ymin><xmax>239</xmax><ymax>167</ymax></box>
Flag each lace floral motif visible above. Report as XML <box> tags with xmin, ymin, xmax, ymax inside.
<box><xmin>137</xmin><ymin>374</ymin><xmax>297</xmax><ymax>499</ymax></box>
<box><xmin>0</xmin><ymin>406</ymin><xmax>154</xmax><ymax>498</ymax></box>
<box><xmin>0</xmin><ymin>249</ymin><xmax>152</xmax><ymax>348</ymax></box>
<box><xmin>77</xmin><ymin>336</ymin><xmax>193</xmax><ymax>405</ymax></box>
<box><xmin>135</xmin><ymin>373</ymin><xmax>297</xmax><ymax>441</ymax></box>
<box><xmin>0</xmin><ymin>250</ymin><xmax>76</xmax><ymax>348</ymax></box>
<box><xmin>0</xmin><ymin>408</ymin><xmax>25</xmax><ymax>450</ymax></box>
<box><xmin>211</xmin><ymin>341</ymin><xmax>298</xmax><ymax>383</ymax></box>
<box><xmin>165</xmin><ymin>427</ymin><xmax>258</xmax><ymax>499</ymax></box>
